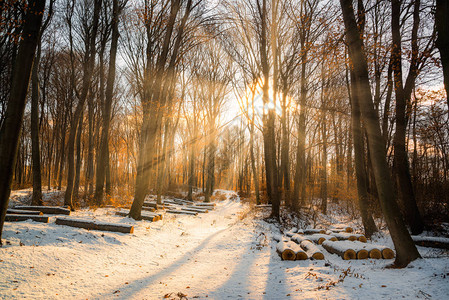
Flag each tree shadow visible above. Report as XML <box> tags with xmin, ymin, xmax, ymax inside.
<box><xmin>98</xmin><ymin>226</ymin><xmax>232</xmax><ymax>299</ymax></box>
<box><xmin>206</xmin><ymin>229</ymin><xmax>263</xmax><ymax>299</ymax></box>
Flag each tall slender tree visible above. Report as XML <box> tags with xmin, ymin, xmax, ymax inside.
<box><xmin>0</xmin><ymin>0</ymin><xmax>46</xmax><ymax>244</ymax></box>
<box><xmin>340</xmin><ymin>0</ymin><xmax>420</xmax><ymax>267</ymax></box>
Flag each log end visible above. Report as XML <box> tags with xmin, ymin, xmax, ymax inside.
<box><xmin>312</xmin><ymin>252</ymin><xmax>325</xmax><ymax>260</ymax></box>
<box><xmin>129</xmin><ymin>226</ymin><xmax>135</xmax><ymax>234</ymax></box>
<box><xmin>319</xmin><ymin>229</ymin><xmax>326</xmax><ymax>234</ymax></box>
<box><xmin>317</xmin><ymin>237</ymin><xmax>326</xmax><ymax>245</ymax></box>
<box><xmin>296</xmin><ymin>251</ymin><xmax>308</xmax><ymax>260</ymax></box>
<box><xmin>382</xmin><ymin>248</ymin><xmax>395</xmax><ymax>259</ymax></box>
<box><xmin>348</xmin><ymin>236</ymin><xmax>357</xmax><ymax>241</ymax></box>
<box><xmin>343</xmin><ymin>249</ymin><xmax>357</xmax><ymax>260</ymax></box>
<box><xmin>357</xmin><ymin>249</ymin><xmax>369</xmax><ymax>260</ymax></box>
<box><xmin>330</xmin><ymin>237</ymin><xmax>338</xmax><ymax>241</ymax></box>
<box><xmin>369</xmin><ymin>248</ymin><xmax>382</xmax><ymax>259</ymax></box>
<box><xmin>358</xmin><ymin>236</ymin><xmax>367</xmax><ymax>243</ymax></box>
<box><xmin>345</xmin><ymin>227</ymin><xmax>353</xmax><ymax>233</ymax></box>
<box><xmin>281</xmin><ymin>249</ymin><xmax>296</xmax><ymax>261</ymax></box>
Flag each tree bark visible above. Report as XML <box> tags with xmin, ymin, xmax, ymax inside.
<box><xmin>349</xmin><ymin>70</ymin><xmax>378</xmax><ymax>238</ymax></box>
<box><xmin>64</xmin><ymin>0</ymin><xmax>101</xmax><ymax>208</ymax></box>
<box><xmin>340</xmin><ymin>0</ymin><xmax>420</xmax><ymax>267</ymax></box>
<box><xmin>0</xmin><ymin>0</ymin><xmax>46</xmax><ymax>244</ymax></box>
<box><xmin>259</xmin><ymin>0</ymin><xmax>279</xmax><ymax>219</ymax></box>
<box><xmin>95</xmin><ymin>0</ymin><xmax>122</xmax><ymax>205</ymax></box>
<box><xmin>31</xmin><ymin>42</ymin><xmax>44</xmax><ymax>206</ymax></box>
<box><xmin>436</xmin><ymin>0</ymin><xmax>449</xmax><ymax>111</ymax></box>
<box><xmin>391</xmin><ymin>0</ymin><xmax>424</xmax><ymax>235</ymax></box>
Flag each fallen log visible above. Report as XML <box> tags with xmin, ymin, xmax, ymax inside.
<box><xmin>300</xmin><ymin>240</ymin><xmax>324</xmax><ymax>260</ymax></box>
<box><xmin>184</xmin><ymin>206</ymin><xmax>209</xmax><ymax>213</ymax></box>
<box><xmin>255</xmin><ymin>204</ymin><xmax>271</xmax><ymax>208</ymax></box>
<box><xmin>194</xmin><ymin>202</ymin><xmax>216</xmax><ymax>208</ymax></box>
<box><xmin>166</xmin><ymin>209</ymin><xmax>198</xmax><ymax>216</ymax></box>
<box><xmin>7</xmin><ymin>209</ymin><xmax>43</xmax><ymax>215</ymax></box>
<box><xmin>143</xmin><ymin>202</ymin><xmax>163</xmax><ymax>210</ymax></box>
<box><xmin>303</xmin><ymin>228</ymin><xmax>326</xmax><ymax>235</ymax></box>
<box><xmin>307</xmin><ymin>234</ymin><xmax>338</xmax><ymax>245</ymax></box>
<box><xmin>329</xmin><ymin>225</ymin><xmax>353</xmax><ymax>233</ymax></box>
<box><xmin>368</xmin><ymin>248</ymin><xmax>382</xmax><ymax>259</ymax></box>
<box><xmin>321</xmin><ymin>241</ymin><xmax>356</xmax><ymax>260</ymax></box>
<box><xmin>380</xmin><ymin>247</ymin><xmax>395</xmax><ymax>259</ymax></box>
<box><xmin>5</xmin><ymin>214</ymin><xmax>49</xmax><ymax>223</ymax></box>
<box><xmin>273</xmin><ymin>234</ymin><xmax>289</xmax><ymax>243</ymax></box>
<box><xmin>276</xmin><ymin>241</ymin><xmax>308</xmax><ymax>261</ymax></box>
<box><xmin>55</xmin><ymin>218</ymin><xmax>134</xmax><ymax>234</ymax></box>
<box><xmin>357</xmin><ymin>249</ymin><xmax>369</xmax><ymax>259</ymax></box>
<box><xmin>276</xmin><ymin>241</ymin><xmax>296</xmax><ymax>261</ymax></box>
<box><xmin>13</xmin><ymin>206</ymin><xmax>70</xmax><ymax>215</ymax></box>
<box><xmin>332</xmin><ymin>232</ymin><xmax>366</xmax><ymax>242</ymax></box>
<box><xmin>291</xmin><ymin>234</ymin><xmax>312</xmax><ymax>244</ymax></box>
<box><xmin>141</xmin><ymin>206</ymin><xmax>156</xmax><ymax>212</ymax></box>
<box><xmin>115</xmin><ymin>210</ymin><xmax>158</xmax><ymax>222</ymax></box>
<box><xmin>411</xmin><ymin>236</ymin><xmax>449</xmax><ymax>250</ymax></box>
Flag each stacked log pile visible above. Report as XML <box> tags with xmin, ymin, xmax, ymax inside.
<box><xmin>275</xmin><ymin>226</ymin><xmax>396</xmax><ymax>261</ymax></box>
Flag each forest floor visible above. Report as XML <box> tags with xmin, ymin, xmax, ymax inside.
<box><xmin>1</xmin><ymin>190</ymin><xmax>449</xmax><ymax>299</ymax></box>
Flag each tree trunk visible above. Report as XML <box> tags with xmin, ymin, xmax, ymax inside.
<box><xmin>95</xmin><ymin>0</ymin><xmax>121</xmax><ymax>205</ymax></box>
<box><xmin>436</xmin><ymin>0</ymin><xmax>449</xmax><ymax>111</ymax></box>
<box><xmin>391</xmin><ymin>0</ymin><xmax>424</xmax><ymax>235</ymax></box>
<box><xmin>293</xmin><ymin>52</ymin><xmax>307</xmax><ymax>212</ymax></box>
<box><xmin>129</xmin><ymin>0</ymin><xmax>181</xmax><ymax>219</ymax></box>
<box><xmin>64</xmin><ymin>0</ymin><xmax>101</xmax><ymax>208</ymax></box>
<box><xmin>340</xmin><ymin>0</ymin><xmax>420</xmax><ymax>267</ymax></box>
<box><xmin>73</xmin><ymin>110</ymin><xmax>83</xmax><ymax>201</ymax></box>
<box><xmin>0</xmin><ymin>0</ymin><xmax>45</xmax><ymax>244</ymax></box>
<box><xmin>349</xmin><ymin>70</ymin><xmax>378</xmax><ymax>238</ymax></box>
<box><xmin>31</xmin><ymin>42</ymin><xmax>44</xmax><ymax>206</ymax></box>
<box><xmin>259</xmin><ymin>0</ymin><xmax>279</xmax><ymax>219</ymax></box>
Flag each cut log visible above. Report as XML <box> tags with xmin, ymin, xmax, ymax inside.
<box><xmin>321</xmin><ymin>241</ymin><xmax>356</xmax><ymax>260</ymax></box>
<box><xmin>276</xmin><ymin>241</ymin><xmax>296</xmax><ymax>261</ymax></box>
<box><xmin>306</xmin><ymin>234</ymin><xmax>338</xmax><ymax>245</ymax></box>
<box><xmin>184</xmin><ymin>206</ymin><xmax>209</xmax><ymax>213</ymax></box>
<box><xmin>55</xmin><ymin>218</ymin><xmax>134</xmax><ymax>234</ymax></box>
<box><xmin>7</xmin><ymin>209</ymin><xmax>43</xmax><ymax>215</ymax></box>
<box><xmin>357</xmin><ymin>249</ymin><xmax>369</xmax><ymax>259</ymax></box>
<box><xmin>332</xmin><ymin>232</ymin><xmax>366</xmax><ymax>242</ymax></box>
<box><xmin>173</xmin><ymin>198</ymin><xmax>194</xmax><ymax>204</ymax></box>
<box><xmin>141</xmin><ymin>206</ymin><xmax>156</xmax><ymax>212</ymax></box>
<box><xmin>296</xmin><ymin>249</ymin><xmax>308</xmax><ymax>260</ymax></box>
<box><xmin>255</xmin><ymin>204</ymin><xmax>271</xmax><ymax>208</ymax></box>
<box><xmin>115</xmin><ymin>210</ymin><xmax>158</xmax><ymax>222</ymax></box>
<box><xmin>166</xmin><ymin>210</ymin><xmax>198</xmax><ymax>216</ymax></box>
<box><xmin>5</xmin><ymin>214</ymin><xmax>49</xmax><ymax>223</ymax></box>
<box><xmin>329</xmin><ymin>225</ymin><xmax>353</xmax><ymax>233</ymax></box>
<box><xmin>276</xmin><ymin>241</ymin><xmax>307</xmax><ymax>261</ymax></box>
<box><xmin>273</xmin><ymin>234</ymin><xmax>289</xmax><ymax>243</ymax></box>
<box><xmin>13</xmin><ymin>206</ymin><xmax>70</xmax><ymax>215</ymax></box>
<box><xmin>304</xmin><ymin>228</ymin><xmax>326</xmax><ymax>235</ymax></box>
<box><xmin>368</xmin><ymin>248</ymin><xmax>382</xmax><ymax>259</ymax></box>
<box><xmin>143</xmin><ymin>202</ymin><xmax>163</xmax><ymax>210</ymax></box>
<box><xmin>285</xmin><ymin>231</ymin><xmax>295</xmax><ymax>238</ymax></box>
<box><xmin>291</xmin><ymin>234</ymin><xmax>312</xmax><ymax>244</ymax></box>
<box><xmin>194</xmin><ymin>202</ymin><xmax>216</xmax><ymax>207</ymax></box>
<box><xmin>380</xmin><ymin>247</ymin><xmax>395</xmax><ymax>259</ymax></box>
<box><xmin>300</xmin><ymin>240</ymin><xmax>324</xmax><ymax>260</ymax></box>
<box><xmin>411</xmin><ymin>236</ymin><xmax>449</xmax><ymax>250</ymax></box>
<box><xmin>348</xmin><ymin>241</ymin><xmax>386</xmax><ymax>259</ymax></box>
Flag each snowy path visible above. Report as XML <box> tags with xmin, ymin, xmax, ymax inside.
<box><xmin>1</xmin><ymin>192</ymin><xmax>449</xmax><ymax>299</ymax></box>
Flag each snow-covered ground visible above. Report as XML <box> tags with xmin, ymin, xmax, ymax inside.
<box><xmin>1</xmin><ymin>190</ymin><xmax>449</xmax><ymax>299</ymax></box>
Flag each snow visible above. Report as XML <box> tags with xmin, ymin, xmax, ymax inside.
<box><xmin>0</xmin><ymin>189</ymin><xmax>448</xmax><ymax>299</ymax></box>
